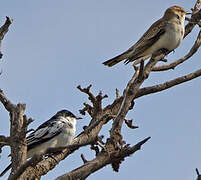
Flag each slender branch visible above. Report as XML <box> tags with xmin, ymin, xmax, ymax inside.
<box><xmin>115</xmin><ymin>88</ymin><xmax>120</xmax><ymax>99</ymax></box>
<box><xmin>0</xmin><ymin>135</ymin><xmax>10</xmax><ymax>145</ymax></box>
<box><xmin>77</xmin><ymin>85</ymin><xmax>96</xmax><ymax>105</ymax></box>
<box><xmin>0</xmin><ymin>136</ymin><xmax>10</xmax><ymax>154</ymax></box>
<box><xmin>0</xmin><ymin>17</ymin><xmax>13</xmax><ymax>39</ymax></box>
<box><xmin>136</xmin><ymin>68</ymin><xmax>201</xmax><ymax>99</ymax></box>
<box><xmin>79</xmin><ymin>102</ymin><xmax>93</xmax><ymax>116</ymax></box>
<box><xmin>124</xmin><ymin>119</ymin><xmax>138</xmax><ymax>129</ymax></box>
<box><xmin>0</xmin><ymin>17</ymin><xmax>13</xmax><ymax>59</ymax></box>
<box><xmin>196</xmin><ymin>168</ymin><xmax>200</xmax><ymax>176</ymax></box>
<box><xmin>80</xmin><ymin>154</ymin><xmax>88</xmax><ymax>164</ymax></box>
<box><xmin>77</xmin><ymin>85</ymin><xmax>108</xmax><ymax>124</ymax></box>
<box><xmin>80</xmin><ymin>114</ymin><xmax>113</xmax><ymax>135</ymax></box>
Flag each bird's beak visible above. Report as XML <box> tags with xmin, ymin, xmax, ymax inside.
<box><xmin>76</xmin><ymin>116</ymin><xmax>82</xmax><ymax>120</ymax></box>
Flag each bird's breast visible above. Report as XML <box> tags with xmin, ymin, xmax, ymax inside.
<box><xmin>144</xmin><ymin>22</ymin><xmax>184</xmax><ymax>56</ymax></box>
<box><xmin>161</xmin><ymin>22</ymin><xmax>184</xmax><ymax>50</ymax></box>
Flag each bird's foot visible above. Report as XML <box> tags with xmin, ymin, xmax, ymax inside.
<box><xmin>47</xmin><ymin>154</ymin><xmax>58</xmax><ymax>163</ymax></box>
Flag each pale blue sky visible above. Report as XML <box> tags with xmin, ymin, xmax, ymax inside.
<box><xmin>0</xmin><ymin>0</ymin><xmax>200</xmax><ymax>179</ymax></box>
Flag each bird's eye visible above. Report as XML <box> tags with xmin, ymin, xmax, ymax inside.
<box><xmin>176</xmin><ymin>15</ymin><xmax>180</xmax><ymax>19</ymax></box>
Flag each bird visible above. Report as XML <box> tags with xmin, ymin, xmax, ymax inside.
<box><xmin>0</xmin><ymin>109</ymin><xmax>81</xmax><ymax>177</ymax></box>
<box><xmin>103</xmin><ymin>6</ymin><xmax>190</xmax><ymax>67</ymax></box>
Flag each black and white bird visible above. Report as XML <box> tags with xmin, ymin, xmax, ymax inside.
<box><xmin>0</xmin><ymin>109</ymin><xmax>81</xmax><ymax>177</ymax></box>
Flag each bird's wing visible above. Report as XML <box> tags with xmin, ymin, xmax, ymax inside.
<box><xmin>126</xmin><ymin>18</ymin><xmax>167</xmax><ymax>59</ymax></box>
<box><xmin>0</xmin><ymin>119</ymin><xmax>65</xmax><ymax>177</ymax></box>
<box><xmin>27</xmin><ymin>119</ymin><xmax>64</xmax><ymax>150</ymax></box>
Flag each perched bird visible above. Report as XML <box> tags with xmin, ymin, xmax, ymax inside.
<box><xmin>103</xmin><ymin>6</ymin><xmax>190</xmax><ymax>67</ymax></box>
<box><xmin>0</xmin><ymin>109</ymin><xmax>81</xmax><ymax>177</ymax></box>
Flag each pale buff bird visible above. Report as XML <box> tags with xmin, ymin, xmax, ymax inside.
<box><xmin>103</xmin><ymin>6</ymin><xmax>190</xmax><ymax>67</ymax></box>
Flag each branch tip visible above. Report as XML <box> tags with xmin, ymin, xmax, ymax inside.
<box><xmin>115</xmin><ymin>88</ymin><xmax>120</xmax><ymax>99</ymax></box>
<box><xmin>124</xmin><ymin>119</ymin><xmax>138</xmax><ymax>129</ymax></box>
<box><xmin>196</xmin><ymin>168</ymin><xmax>200</xmax><ymax>175</ymax></box>
<box><xmin>138</xmin><ymin>137</ymin><xmax>151</xmax><ymax>146</ymax></box>
<box><xmin>81</xmin><ymin>154</ymin><xmax>88</xmax><ymax>164</ymax></box>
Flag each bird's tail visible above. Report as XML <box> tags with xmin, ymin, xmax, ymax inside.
<box><xmin>0</xmin><ymin>163</ymin><xmax>11</xmax><ymax>177</ymax></box>
<box><xmin>102</xmin><ymin>51</ymin><xmax>128</xmax><ymax>67</ymax></box>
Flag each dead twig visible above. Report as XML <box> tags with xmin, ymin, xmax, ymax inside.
<box><xmin>81</xmin><ymin>154</ymin><xmax>88</xmax><ymax>164</ymax></box>
<box><xmin>136</xmin><ymin>68</ymin><xmax>201</xmax><ymax>99</ymax></box>
<box><xmin>115</xmin><ymin>88</ymin><xmax>120</xmax><ymax>99</ymax></box>
<box><xmin>0</xmin><ymin>17</ymin><xmax>13</xmax><ymax>59</ymax></box>
<box><xmin>196</xmin><ymin>168</ymin><xmax>201</xmax><ymax>180</ymax></box>
<box><xmin>124</xmin><ymin>119</ymin><xmax>138</xmax><ymax>129</ymax></box>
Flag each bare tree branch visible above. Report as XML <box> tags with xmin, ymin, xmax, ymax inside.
<box><xmin>79</xmin><ymin>102</ymin><xmax>93</xmax><ymax>116</ymax></box>
<box><xmin>124</xmin><ymin>119</ymin><xmax>138</xmax><ymax>129</ymax></box>
<box><xmin>136</xmin><ymin>68</ymin><xmax>201</xmax><ymax>99</ymax></box>
<box><xmin>77</xmin><ymin>85</ymin><xmax>96</xmax><ymax>105</ymax></box>
<box><xmin>0</xmin><ymin>135</ymin><xmax>10</xmax><ymax>146</ymax></box>
<box><xmin>185</xmin><ymin>17</ymin><xmax>201</xmax><ymax>27</ymax></box>
<box><xmin>0</xmin><ymin>136</ymin><xmax>10</xmax><ymax>154</ymax></box>
<box><xmin>77</xmin><ymin>85</ymin><xmax>108</xmax><ymax>124</ymax></box>
<box><xmin>0</xmin><ymin>17</ymin><xmax>13</xmax><ymax>59</ymax></box>
<box><xmin>55</xmin><ymin>137</ymin><xmax>150</xmax><ymax>180</ymax></box>
<box><xmin>115</xmin><ymin>88</ymin><xmax>120</xmax><ymax>99</ymax></box>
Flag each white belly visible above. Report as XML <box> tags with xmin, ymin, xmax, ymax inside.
<box><xmin>27</xmin><ymin>131</ymin><xmax>75</xmax><ymax>158</ymax></box>
<box><xmin>144</xmin><ymin>22</ymin><xmax>184</xmax><ymax>55</ymax></box>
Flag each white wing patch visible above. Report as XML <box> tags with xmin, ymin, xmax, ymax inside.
<box><xmin>27</xmin><ymin>120</ymin><xmax>65</xmax><ymax>146</ymax></box>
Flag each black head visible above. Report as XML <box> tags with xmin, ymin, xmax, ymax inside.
<box><xmin>55</xmin><ymin>109</ymin><xmax>81</xmax><ymax>119</ymax></box>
